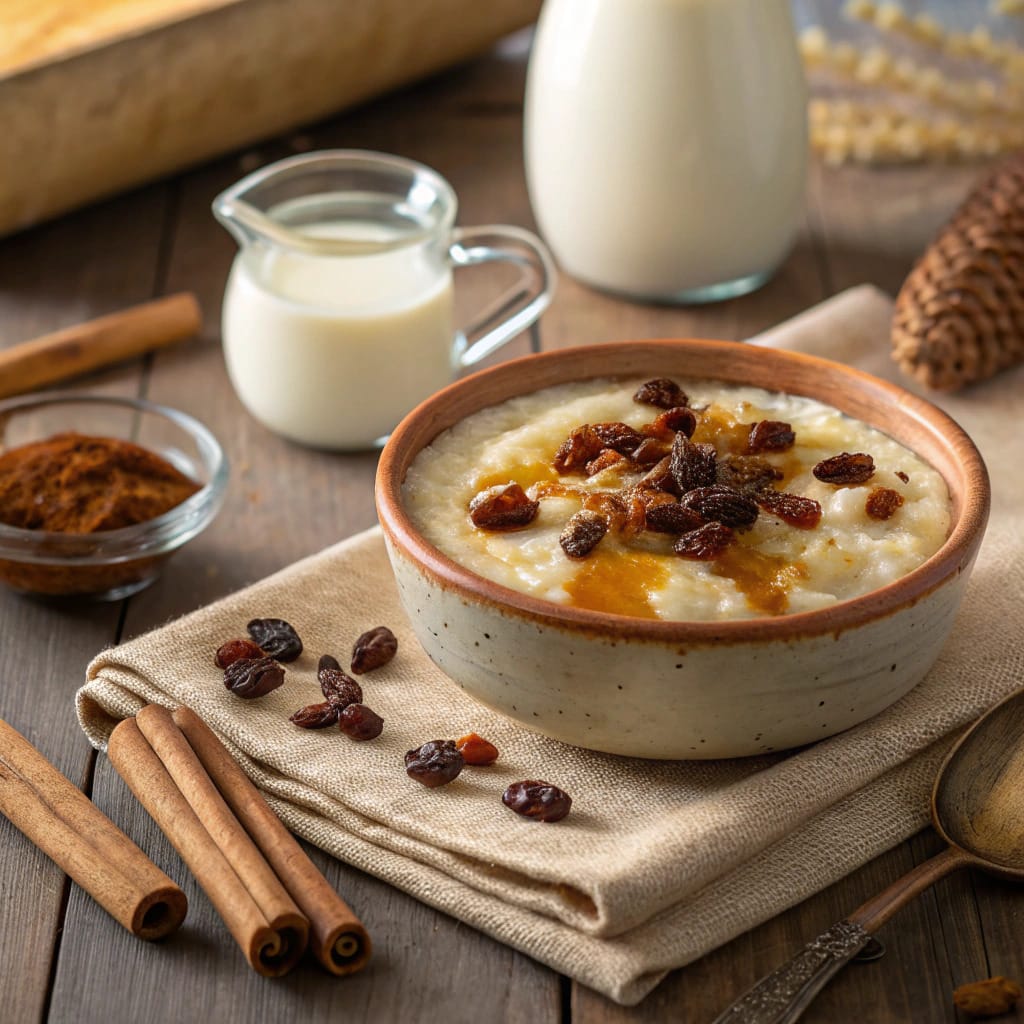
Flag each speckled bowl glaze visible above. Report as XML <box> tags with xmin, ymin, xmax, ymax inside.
<box><xmin>375</xmin><ymin>340</ymin><xmax>990</xmax><ymax>759</ymax></box>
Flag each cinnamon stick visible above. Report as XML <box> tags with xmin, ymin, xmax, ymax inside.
<box><xmin>173</xmin><ymin>706</ymin><xmax>371</xmax><ymax>975</ymax></box>
<box><xmin>0</xmin><ymin>717</ymin><xmax>186</xmax><ymax>940</ymax></box>
<box><xmin>108</xmin><ymin>714</ymin><xmax>307</xmax><ymax>977</ymax></box>
<box><xmin>0</xmin><ymin>293</ymin><xmax>201</xmax><ymax>399</ymax></box>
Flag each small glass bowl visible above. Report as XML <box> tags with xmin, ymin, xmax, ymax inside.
<box><xmin>0</xmin><ymin>392</ymin><xmax>229</xmax><ymax>601</ymax></box>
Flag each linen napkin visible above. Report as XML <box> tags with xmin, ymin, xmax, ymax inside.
<box><xmin>77</xmin><ymin>285</ymin><xmax>1024</xmax><ymax>1005</ymax></box>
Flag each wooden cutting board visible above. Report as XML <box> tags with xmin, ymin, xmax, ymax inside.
<box><xmin>0</xmin><ymin>0</ymin><xmax>540</xmax><ymax>237</ymax></box>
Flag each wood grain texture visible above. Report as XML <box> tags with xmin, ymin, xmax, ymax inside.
<box><xmin>0</xmin><ymin>0</ymin><xmax>541</xmax><ymax>236</ymax></box>
<box><xmin>0</xmin><ymin>0</ymin><xmax>237</xmax><ymax>75</ymax></box>
<box><xmin>4</xmin><ymin>5</ymin><xmax>1024</xmax><ymax>1021</ymax></box>
<box><xmin>0</xmin><ymin>186</ymin><xmax>167</xmax><ymax>1018</ymax></box>
<box><xmin>44</xmin><ymin>51</ymin><xmax>562</xmax><ymax>1024</ymax></box>
<box><xmin>50</xmin><ymin>757</ymin><xmax>560</xmax><ymax>1023</ymax></box>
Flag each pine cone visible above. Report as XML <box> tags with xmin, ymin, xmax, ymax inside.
<box><xmin>892</xmin><ymin>154</ymin><xmax>1024</xmax><ymax>391</ymax></box>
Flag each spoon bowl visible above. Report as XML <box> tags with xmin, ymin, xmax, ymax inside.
<box><xmin>714</xmin><ymin>685</ymin><xmax>1024</xmax><ymax>1023</ymax></box>
<box><xmin>934</xmin><ymin>689</ymin><xmax>1024</xmax><ymax>878</ymax></box>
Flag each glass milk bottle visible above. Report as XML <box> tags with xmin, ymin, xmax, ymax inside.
<box><xmin>525</xmin><ymin>0</ymin><xmax>808</xmax><ymax>303</ymax></box>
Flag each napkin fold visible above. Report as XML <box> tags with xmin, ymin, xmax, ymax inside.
<box><xmin>77</xmin><ymin>286</ymin><xmax>1024</xmax><ymax>1005</ymax></box>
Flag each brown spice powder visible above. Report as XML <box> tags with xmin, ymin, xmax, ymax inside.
<box><xmin>0</xmin><ymin>432</ymin><xmax>200</xmax><ymax>533</ymax></box>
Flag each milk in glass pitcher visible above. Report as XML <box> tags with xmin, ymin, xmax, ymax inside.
<box><xmin>214</xmin><ymin>150</ymin><xmax>555</xmax><ymax>449</ymax></box>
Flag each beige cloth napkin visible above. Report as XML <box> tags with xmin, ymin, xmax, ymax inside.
<box><xmin>77</xmin><ymin>285</ymin><xmax>1023</xmax><ymax>1005</ymax></box>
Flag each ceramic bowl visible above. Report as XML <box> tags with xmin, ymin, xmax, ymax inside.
<box><xmin>0</xmin><ymin>392</ymin><xmax>228</xmax><ymax>601</ymax></box>
<box><xmin>375</xmin><ymin>340</ymin><xmax>989</xmax><ymax>759</ymax></box>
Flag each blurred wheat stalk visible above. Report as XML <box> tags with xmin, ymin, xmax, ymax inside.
<box><xmin>802</xmin><ymin>0</ymin><xmax>1024</xmax><ymax>163</ymax></box>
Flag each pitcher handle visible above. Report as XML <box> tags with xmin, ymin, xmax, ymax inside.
<box><xmin>449</xmin><ymin>225</ymin><xmax>556</xmax><ymax>368</ymax></box>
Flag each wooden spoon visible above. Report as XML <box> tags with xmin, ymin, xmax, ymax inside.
<box><xmin>712</xmin><ymin>686</ymin><xmax>1024</xmax><ymax>1024</ymax></box>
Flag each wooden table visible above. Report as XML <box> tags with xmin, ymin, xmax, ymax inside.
<box><xmin>2</xmin><ymin>21</ymin><xmax>1022</xmax><ymax>1024</ymax></box>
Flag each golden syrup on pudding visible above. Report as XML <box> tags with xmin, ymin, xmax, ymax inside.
<box><xmin>563</xmin><ymin>546</ymin><xmax>669</xmax><ymax>619</ymax></box>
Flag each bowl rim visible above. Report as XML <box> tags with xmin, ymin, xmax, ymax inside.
<box><xmin>376</xmin><ymin>338</ymin><xmax>991</xmax><ymax>642</ymax></box>
<box><xmin>0</xmin><ymin>390</ymin><xmax>229</xmax><ymax>564</ymax></box>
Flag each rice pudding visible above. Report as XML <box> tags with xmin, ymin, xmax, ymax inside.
<box><xmin>401</xmin><ymin>377</ymin><xmax>951</xmax><ymax>620</ymax></box>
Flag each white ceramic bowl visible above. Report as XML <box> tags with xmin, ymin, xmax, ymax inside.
<box><xmin>375</xmin><ymin>341</ymin><xmax>990</xmax><ymax>759</ymax></box>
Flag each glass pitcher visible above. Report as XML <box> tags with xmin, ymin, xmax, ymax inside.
<box><xmin>214</xmin><ymin>150</ymin><xmax>555</xmax><ymax>450</ymax></box>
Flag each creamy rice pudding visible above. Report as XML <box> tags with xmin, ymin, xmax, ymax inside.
<box><xmin>401</xmin><ymin>377</ymin><xmax>951</xmax><ymax>620</ymax></box>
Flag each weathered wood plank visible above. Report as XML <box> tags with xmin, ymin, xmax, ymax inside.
<box><xmin>571</xmin><ymin>836</ymin><xmax>969</xmax><ymax>1023</ymax></box>
<box><xmin>46</xmin><ymin>57</ymin><xmax>562</xmax><ymax>1023</ymax></box>
<box><xmin>804</xmin><ymin>154</ymin><xmax>1024</xmax><ymax>1024</ymax></box>
<box><xmin>49</xmin><ymin>756</ymin><xmax>559</xmax><ymax>1023</ymax></box>
<box><xmin>23</xmin><ymin>9</ymin><xmax>1024</xmax><ymax>1023</ymax></box>
<box><xmin>0</xmin><ymin>186</ymin><xmax>168</xmax><ymax>1020</ymax></box>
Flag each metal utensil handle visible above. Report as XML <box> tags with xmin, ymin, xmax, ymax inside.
<box><xmin>711</xmin><ymin>920</ymin><xmax>870</xmax><ymax>1024</ymax></box>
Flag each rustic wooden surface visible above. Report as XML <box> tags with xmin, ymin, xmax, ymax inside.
<box><xmin>2</xmin><ymin>5</ymin><xmax>1023</xmax><ymax>1022</ymax></box>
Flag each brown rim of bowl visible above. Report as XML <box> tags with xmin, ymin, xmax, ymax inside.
<box><xmin>376</xmin><ymin>339</ymin><xmax>990</xmax><ymax>642</ymax></box>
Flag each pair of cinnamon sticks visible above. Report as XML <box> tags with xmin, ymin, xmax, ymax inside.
<box><xmin>0</xmin><ymin>717</ymin><xmax>187</xmax><ymax>940</ymax></box>
<box><xmin>108</xmin><ymin>705</ymin><xmax>370</xmax><ymax>978</ymax></box>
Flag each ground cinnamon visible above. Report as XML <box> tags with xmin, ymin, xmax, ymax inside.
<box><xmin>0</xmin><ymin>432</ymin><xmax>200</xmax><ymax>533</ymax></box>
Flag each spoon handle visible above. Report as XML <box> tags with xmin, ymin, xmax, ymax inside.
<box><xmin>711</xmin><ymin>846</ymin><xmax>972</xmax><ymax>1023</ymax></box>
<box><xmin>849</xmin><ymin>845</ymin><xmax>970</xmax><ymax>933</ymax></box>
<box><xmin>710</xmin><ymin>919</ymin><xmax>870</xmax><ymax>1024</ymax></box>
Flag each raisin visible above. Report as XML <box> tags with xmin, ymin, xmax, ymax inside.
<box><xmin>502</xmin><ymin>780</ymin><xmax>572</xmax><ymax>823</ymax></box>
<box><xmin>669</xmin><ymin>433</ymin><xmax>717</xmax><ymax>493</ymax></box>
<box><xmin>630</xmin><ymin>437</ymin><xmax>672</xmax><ymax>466</ymax></box>
<box><xmin>455</xmin><ymin>732</ymin><xmax>500</xmax><ymax>766</ymax></box>
<box><xmin>338</xmin><ymin>704</ymin><xmax>385</xmax><ymax>741</ymax></box>
<box><xmin>592</xmin><ymin>421</ymin><xmax>645</xmax><ymax>456</ymax></box>
<box><xmin>673</xmin><ymin>522</ymin><xmax>735</xmax><ymax>559</ymax></box>
<box><xmin>896</xmin><ymin>470</ymin><xmax>910</xmax><ymax>483</ymax></box>
<box><xmin>648</xmin><ymin>406</ymin><xmax>697</xmax><ymax>439</ymax></box>
<box><xmin>865</xmin><ymin>486</ymin><xmax>904</xmax><ymax>520</ymax></box>
<box><xmin>214</xmin><ymin>638</ymin><xmax>264</xmax><ymax>669</ymax></box>
<box><xmin>813</xmin><ymin>452</ymin><xmax>875</xmax><ymax>485</ymax></box>
<box><xmin>757</xmin><ymin>490</ymin><xmax>823</xmax><ymax>529</ymax></box>
<box><xmin>679</xmin><ymin>485</ymin><xmax>759</xmax><ymax>529</ymax></box>
<box><xmin>553</xmin><ymin>425</ymin><xmax>604</xmax><ymax>473</ymax></box>
<box><xmin>246</xmin><ymin>618</ymin><xmax>303</xmax><ymax>662</ymax></box>
<box><xmin>318</xmin><ymin>654</ymin><xmax>342</xmax><ymax>677</ymax></box>
<box><xmin>469</xmin><ymin>483</ymin><xmax>539</xmax><ymax>530</ymax></box>
<box><xmin>584</xmin><ymin>492</ymin><xmax>628</xmax><ymax>530</ymax></box>
<box><xmin>351</xmin><ymin>625</ymin><xmax>398</xmax><ymax>674</ymax></box>
<box><xmin>320</xmin><ymin>667</ymin><xmax>362</xmax><ymax>709</ymax></box>
<box><xmin>618</xmin><ymin>493</ymin><xmax>648</xmax><ymax>539</ymax></box>
<box><xmin>405</xmin><ymin>740</ymin><xmax>464</xmax><ymax>788</ymax></box>
<box><xmin>746</xmin><ymin>420</ymin><xmax>795</xmax><ymax>453</ymax></box>
<box><xmin>953</xmin><ymin>976</ymin><xmax>1022</xmax><ymax>1018</ymax></box>
<box><xmin>224</xmin><ymin>656</ymin><xmax>285</xmax><ymax>699</ymax></box>
<box><xmin>290</xmin><ymin>702</ymin><xmax>340</xmax><ymax>729</ymax></box>
<box><xmin>634</xmin><ymin>486</ymin><xmax>679</xmax><ymax>512</ymax></box>
<box><xmin>559</xmin><ymin>509</ymin><xmax>608</xmax><ymax>558</ymax></box>
<box><xmin>644</xmin><ymin>502</ymin><xmax>706</xmax><ymax>535</ymax></box>
<box><xmin>585</xmin><ymin>449</ymin><xmax>627</xmax><ymax>476</ymax></box>
<box><xmin>633</xmin><ymin>378</ymin><xmax>688</xmax><ymax>409</ymax></box>
<box><xmin>641</xmin><ymin>456</ymin><xmax>679</xmax><ymax>494</ymax></box>
<box><xmin>716</xmin><ymin>455</ymin><xmax>783</xmax><ymax>495</ymax></box>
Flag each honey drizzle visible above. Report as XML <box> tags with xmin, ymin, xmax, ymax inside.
<box><xmin>563</xmin><ymin>546</ymin><xmax>669</xmax><ymax>619</ymax></box>
<box><xmin>473</xmin><ymin>462</ymin><xmax>559</xmax><ymax>493</ymax></box>
<box><xmin>710</xmin><ymin>543</ymin><xmax>808</xmax><ymax>616</ymax></box>
<box><xmin>692</xmin><ymin>405</ymin><xmax>807</xmax><ymax>487</ymax></box>
<box><xmin>691</xmin><ymin>407</ymin><xmax>750</xmax><ymax>454</ymax></box>
<box><xmin>470</xmin><ymin>408</ymin><xmax>810</xmax><ymax>618</ymax></box>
